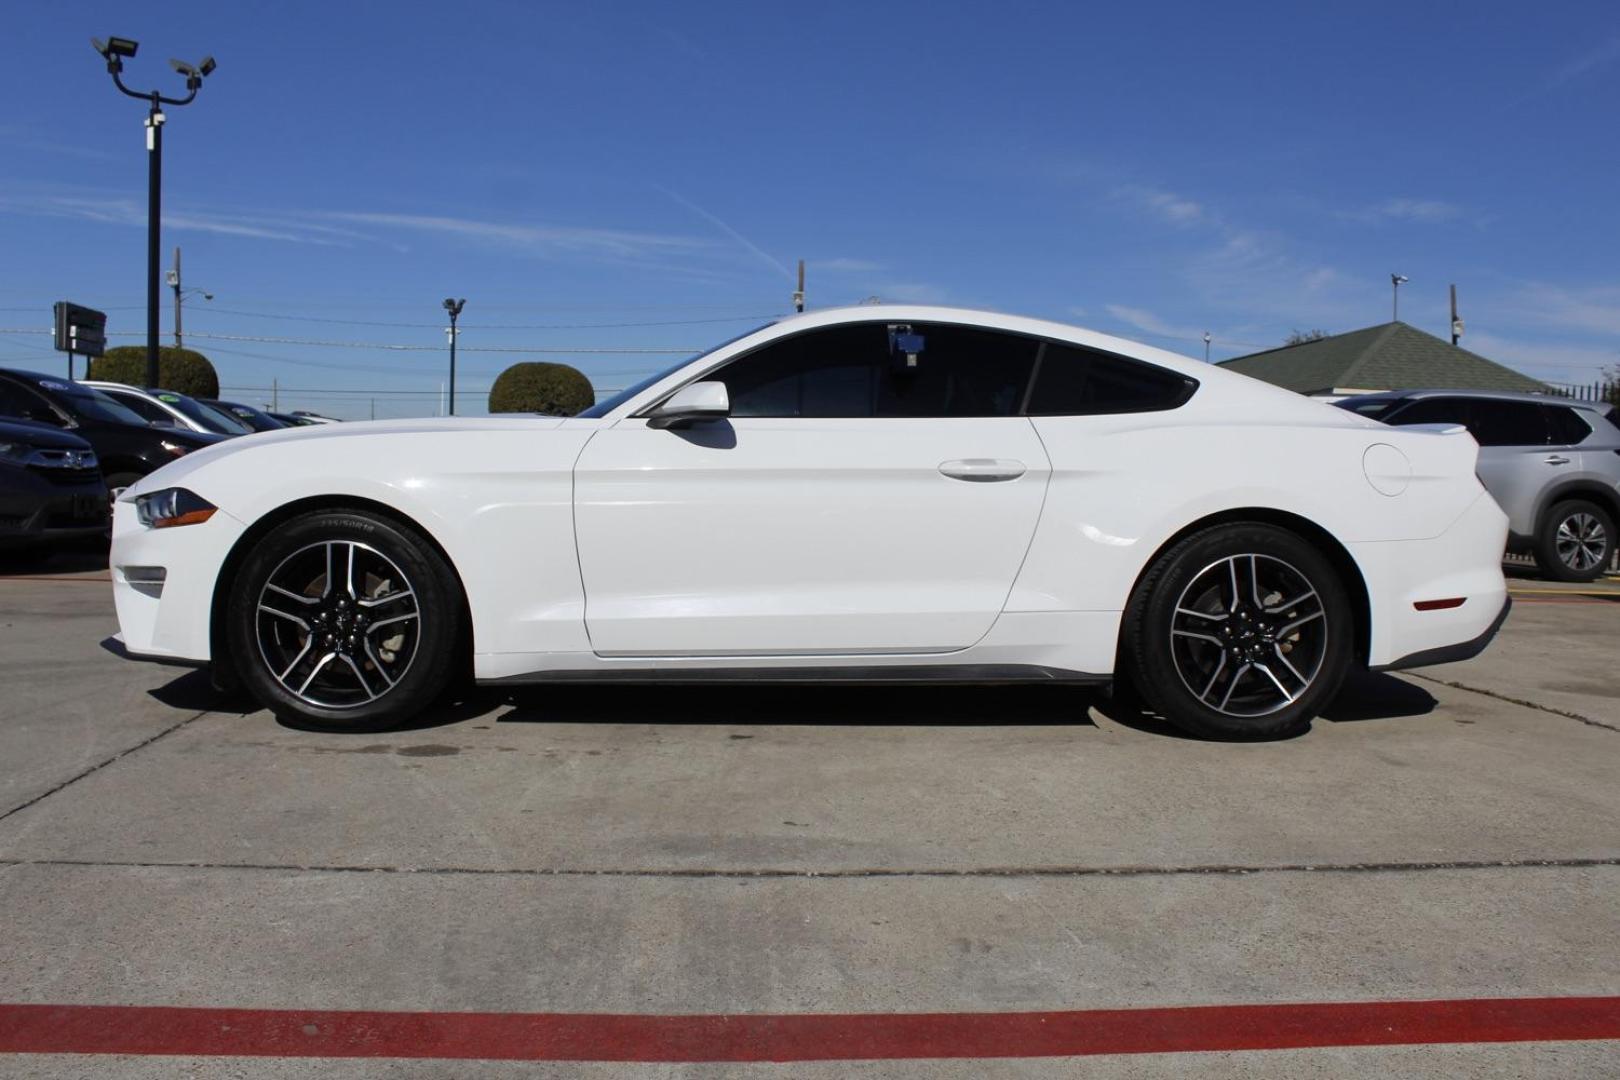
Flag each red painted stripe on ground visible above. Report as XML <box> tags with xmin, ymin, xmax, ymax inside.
<box><xmin>1</xmin><ymin>997</ymin><xmax>1617</xmax><ymax>1061</ymax></box>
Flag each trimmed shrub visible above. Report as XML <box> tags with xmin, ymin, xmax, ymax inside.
<box><xmin>88</xmin><ymin>346</ymin><xmax>220</xmax><ymax>399</ymax></box>
<box><xmin>488</xmin><ymin>362</ymin><xmax>594</xmax><ymax>416</ymax></box>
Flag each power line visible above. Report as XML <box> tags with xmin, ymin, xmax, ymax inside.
<box><xmin>0</xmin><ymin>326</ymin><xmax>697</xmax><ymax>354</ymax></box>
<box><xmin>192</xmin><ymin>306</ymin><xmax>782</xmax><ymax>330</ymax></box>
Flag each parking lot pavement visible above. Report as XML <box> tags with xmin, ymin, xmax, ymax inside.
<box><xmin>1</xmin><ymin>558</ymin><xmax>1617</xmax><ymax>1076</ymax></box>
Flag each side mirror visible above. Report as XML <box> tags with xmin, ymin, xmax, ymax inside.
<box><xmin>648</xmin><ymin>381</ymin><xmax>730</xmax><ymax>429</ymax></box>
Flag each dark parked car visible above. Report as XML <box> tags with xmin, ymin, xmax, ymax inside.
<box><xmin>267</xmin><ymin>411</ymin><xmax>320</xmax><ymax>427</ymax></box>
<box><xmin>1337</xmin><ymin>389</ymin><xmax>1620</xmax><ymax>581</ymax></box>
<box><xmin>200</xmin><ymin>399</ymin><xmax>288</xmax><ymax>433</ymax></box>
<box><xmin>0</xmin><ymin>369</ymin><xmax>226</xmax><ymax>497</ymax></box>
<box><xmin>0</xmin><ymin>418</ymin><xmax>109</xmax><ymax>552</ymax></box>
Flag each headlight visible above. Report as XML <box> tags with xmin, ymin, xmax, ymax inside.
<box><xmin>0</xmin><ymin>441</ymin><xmax>45</xmax><ymax>466</ymax></box>
<box><xmin>135</xmin><ymin>488</ymin><xmax>218</xmax><ymax>529</ymax></box>
<box><xmin>160</xmin><ymin>440</ymin><xmax>192</xmax><ymax>458</ymax></box>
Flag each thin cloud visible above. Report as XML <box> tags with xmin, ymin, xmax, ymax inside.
<box><xmin>0</xmin><ymin>195</ymin><xmax>351</xmax><ymax>245</ymax></box>
<box><xmin>657</xmin><ymin>187</ymin><xmax>795</xmax><ymax>281</ymax></box>
<box><xmin>1341</xmin><ymin>198</ymin><xmax>1467</xmax><ymax>225</ymax></box>
<box><xmin>1115</xmin><ymin>185</ymin><xmax>1205</xmax><ymax>225</ymax></box>
<box><xmin>1553</xmin><ymin>34</ymin><xmax>1620</xmax><ymax>85</ymax></box>
<box><xmin>320</xmin><ymin>210</ymin><xmax>709</xmax><ymax>259</ymax></box>
<box><xmin>811</xmin><ymin>257</ymin><xmax>884</xmax><ymax>273</ymax></box>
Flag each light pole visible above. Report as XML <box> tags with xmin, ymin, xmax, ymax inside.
<box><xmin>165</xmin><ymin>247</ymin><xmax>211</xmax><ymax>348</ymax></box>
<box><xmin>1390</xmin><ymin>273</ymin><xmax>1408</xmax><ymax>322</ymax></box>
<box><xmin>1202</xmin><ymin>331</ymin><xmax>1212</xmax><ymax>363</ymax></box>
<box><xmin>443</xmin><ymin>298</ymin><xmax>465</xmax><ymax>415</ymax></box>
<box><xmin>91</xmin><ymin>36</ymin><xmax>216</xmax><ymax>388</ymax></box>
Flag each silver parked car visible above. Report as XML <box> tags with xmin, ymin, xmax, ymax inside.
<box><xmin>1336</xmin><ymin>390</ymin><xmax>1620</xmax><ymax>581</ymax></box>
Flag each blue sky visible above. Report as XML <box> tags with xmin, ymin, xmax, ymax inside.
<box><xmin>2</xmin><ymin>1</ymin><xmax>1617</xmax><ymax>417</ymax></box>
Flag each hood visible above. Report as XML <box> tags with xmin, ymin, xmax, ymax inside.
<box><xmin>230</xmin><ymin>414</ymin><xmax>572</xmax><ymax>447</ymax></box>
<box><xmin>128</xmin><ymin>414</ymin><xmax>576</xmax><ymax>495</ymax></box>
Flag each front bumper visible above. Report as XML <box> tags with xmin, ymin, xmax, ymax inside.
<box><xmin>109</xmin><ymin>500</ymin><xmax>246</xmax><ymax>664</ymax></box>
<box><xmin>0</xmin><ymin>473</ymin><xmax>108</xmax><ymax>550</ymax></box>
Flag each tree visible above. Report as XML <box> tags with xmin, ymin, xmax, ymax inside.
<box><xmin>1283</xmin><ymin>329</ymin><xmax>1329</xmax><ymax>346</ymax></box>
<box><xmin>88</xmin><ymin>346</ymin><xmax>220</xmax><ymax>398</ymax></box>
<box><xmin>488</xmin><ymin>362</ymin><xmax>594</xmax><ymax>416</ymax></box>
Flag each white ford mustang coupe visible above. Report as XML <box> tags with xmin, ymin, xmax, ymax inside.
<box><xmin>109</xmin><ymin>306</ymin><xmax>1509</xmax><ymax>738</ymax></box>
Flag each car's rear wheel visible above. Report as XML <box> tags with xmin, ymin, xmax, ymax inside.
<box><xmin>1533</xmin><ymin>499</ymin><xmax>1614</xmax><ymax>583</ymax></box>
<box><xmin>226</xmin><ymin>510</ymin><xmax>462</xmax><ymax>731</ymax></box>
<box><xmin>1123</xmin><ymin>523</ymin><xmax>1354</xmax><ymax>740</ymax></box>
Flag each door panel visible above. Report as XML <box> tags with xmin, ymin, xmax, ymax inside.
<box><xmin>573</xmin><ymin>417</ymin><xmax>1051</xmax><ymax>656</ymax></box>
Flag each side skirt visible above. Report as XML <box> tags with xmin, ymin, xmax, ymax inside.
<box><xmin>480</xmin><ymin>664</ymin><xmax>1110</xmax><ymax>687</ymax></box>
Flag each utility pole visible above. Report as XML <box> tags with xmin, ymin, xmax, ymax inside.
<box><xmin>165</xmin><ymin>246</ymin><xmax>211</xmax><ymax>349</ymax></box>
<box><xmin>442</xmin><ymin>298</ymin><xmax>466</xmax><ymax>416</ymax></box>
<box><xmin>171</xmin><ymin>246</ymin><xmax>180</xmax><ymax>347</ymax></box>
<box><xmin>1449</xmin><ymin>284</ymin><xmax>1463</xmax><ymax>346</ymax></box>
<box><xmin>793</xmin><ymin>260</ymin><xmax>805</xmax><ymax>313</ymax></box>
<box><xmin>91</xmin><ymin>37</ymin><xmax>216</xmax><ymax>388</ymax></box>
<box><xmin>1391</xmin><ymin>273</ymin><xmax>1408</xmax><ymax>322</ymax></box>
<box><xmin>1202</xmin><ymin>331</ymin><xmax>1212</xmax><ymax>363</ymax></box>
<box><xmin>271</xmin><ymin>378</ymin><xmax>278</xmax><ymax>411</ymax></box>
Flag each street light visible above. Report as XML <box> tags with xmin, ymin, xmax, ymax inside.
<box><xmin>443</xmin><ymin>298</ymin><xmax>466</xmax><ymax>415</ymax></box>
<box><xmin>91</xmin><ymin>36</ymin><xmax>217</xmax><ymax>388</ymax></box>
<box><xmin>1391</xmin><ymin>273</ymin><xmax>1409</xmax><ymax>322</ymax></box>
<box><xmin>1202</xmin><ymin>331</ymin><xmax>1212</xmax><ymax>363</ymax></box>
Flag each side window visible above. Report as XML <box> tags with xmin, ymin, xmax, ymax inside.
<box><xmin>720</xmin><ymin>324</ymin><xmax>881</xmax><ymax>418</ymax></box>
<box><xmin>1026</xmin><ymin>343</ymin><xmax>1195</xmax><ymax>416</ymax></box>
<box><xmin>104</xmin><ymin>391</ymin><xmax>168</xmax><ymax>426</ymax></box>
<box><xmin>875</xmin><ymin>324</ymin><xmax>1039</xmax><ymax>418</ymax></box>
<box><xmin>1468</xmin><ymin>401</ymin><xmax>1550</xmax><ymax>447</ymax></box>
<box><xmin>713</xmin><ymin>323</ymin><xmax>1040</xmax><ymax>419</ymax></box>
<box><xmin>1543</xmin><ymin>406</ymin><xmax>1591</xmax><ymax>446</ymax></box>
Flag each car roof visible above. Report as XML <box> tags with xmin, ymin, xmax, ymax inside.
<box><xmin>1340</xmin><ymin>388</ymin><xmax>1609</xmax><ymax>411</ymax></box>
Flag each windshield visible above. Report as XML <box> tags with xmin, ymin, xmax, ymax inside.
<box><xmin>56</xmin><ymin>384</ymin><xmax>150</xmax><ymax>427</ymax></box>
<box><xmin>155</xmin><ymin>392</ymin><xmax>254</xmax><ymax>435</ymax></box>
<box><xmin>576</xmin><ymin>323</ymin><xmax>774</xmax><ymax>418</ymax></box>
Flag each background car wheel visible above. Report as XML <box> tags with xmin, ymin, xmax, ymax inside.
<box><xmin>1533</xmin><ymin>500</ymin><xmax>1614</xmax><ymax>583</ymax></box>
<box><xmin>1123</xmin><ymin>523</ymin><xmax>1354</xmax><ymax>740</ymax></box>
<box><xmin>226</xmin><ymin>510</ymin><xmax>463</xmax><ymax>732</ymax></box>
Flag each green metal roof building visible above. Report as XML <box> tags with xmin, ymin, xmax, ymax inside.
<box><xmin>1216</xmin><ymin>322</ymin><xmax>1547</xmax><ymax>396</ymax></box>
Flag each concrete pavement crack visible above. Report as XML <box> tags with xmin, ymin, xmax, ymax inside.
<box><xmin>1407</xmin><ymin>673</ymin><xmax>1620</xmax><ymax>734</ymax></box>
<box><xmin>2</xmin><ymin>855</ymin><xmax>1617</xmax><ymax>880</ymax></box>
<box><xmin>0</xmin><ymin>707</ymin><xmax>215</xmax><ymax>825</ymax></box>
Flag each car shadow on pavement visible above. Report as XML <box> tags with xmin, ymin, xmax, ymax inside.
<box><xmin>163</xmin><ymin>669</ymin><xmax>1435</xmax><ymax>740</ymax></box>
<box><xmin>491</xmin><ymin>682</ymin><xmax>1102</xmax><ymax>730</ymax></box>
<box><xmin>1090</xmin><ymin>670</ymin><xmax>1438</xmax><ymax>742</ymax></box>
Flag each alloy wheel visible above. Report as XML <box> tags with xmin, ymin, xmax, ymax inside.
<box><xmin>254</xmin><ymin>540</ymin><xmax>421</xmax><ymax>709</ymax></box>
<box><xmin>1168</xmin><ymin>554</ymin><xmax>1328</xmax><ymax>718</ymax></box>
<box><xmin>1555</xmin><ymin>512</ymin><xmax>1608</xmax><ymax>573</ymax></box>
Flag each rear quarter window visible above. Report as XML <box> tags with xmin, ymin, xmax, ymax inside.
<box><xmin>1025</xmin><ymin>343</ymin><xmax>1196</xmax><ymax>416</ymax></box>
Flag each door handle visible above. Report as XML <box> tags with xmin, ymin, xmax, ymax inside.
<box><xmin>1544</xmin><ymin>455</ymin><xmax>1572</xmax><ymax>466</ymax></box>
<box><xmin>939</xmin><ymin>458</ymin><xmax>1026</xmax><ymax>482</ymax></box>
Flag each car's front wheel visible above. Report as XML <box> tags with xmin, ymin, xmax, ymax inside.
<box><xmin>1122</xmin><ymin>523</ymin><xmax>1354</xmax><ymax>740</ymax></box>
<box><xmin>226</xmin><ymin>510</ymin><xmax>462</xmax><ymax>731</ymax></box>
<box><xmin>1533</xmin><ymin>499</ymin><xmax>1614</xmax><ymax>583</ymax></box>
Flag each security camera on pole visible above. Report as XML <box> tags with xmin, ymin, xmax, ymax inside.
<box><xmin>91</xmin><ymin>36</ymin><xmax>217</xmax><ymax>389</ymax></box>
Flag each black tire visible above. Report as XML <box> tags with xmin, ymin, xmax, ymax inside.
<box><xmin>1122</xmin><ymin>523</ymin><xmax>1354</xmax><ymax>740</ymax></box>
<box><xmin>225</xmin><ymin>510</ymin><xmax>462</xmax><ymax>732</ymax></box>
<box><xmin>1532</xmin><ymin>500</ymin><xmax>1614</xmax><ymax>583</ymax></box>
